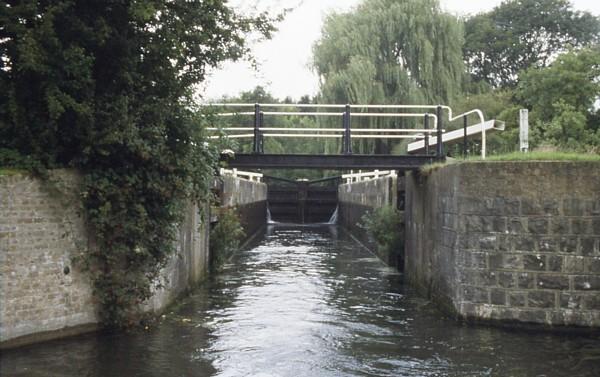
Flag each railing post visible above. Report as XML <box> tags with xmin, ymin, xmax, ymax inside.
<box><xmin>344</xmin><ymin>104</ymin><xmax>352</xmax><ymax>155</ymax></box>
<box><xmin>436</xmin><ymin>105</ymin><xmax>443</xmax><ymax>158</ymax></box>
<box><xmin>463</xmin><ymin>114</ymin><xmax>468</xmax><ymax>159</ymax></box>
<box><xmin>253</xmin><ymin>103</ymin><xmax>260</xmax><ymax>154</ymax></box>
<box><xmin>424</xmin><ymin>113</ymin><xmax>430</xmax><ymax>155</ymax></box>
<box><xmin>259</xmin><ymin>111</ymin><xmax>264</xmax><ymax>154</ymax></box>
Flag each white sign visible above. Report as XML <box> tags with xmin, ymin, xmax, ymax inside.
<box><xmin>520</xmin><ymin>109</ymin><xmax>529</xmax><ymax>152</ymax></box>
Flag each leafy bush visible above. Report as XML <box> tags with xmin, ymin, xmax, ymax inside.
<box><xmin>210</xmin><ymin>207</ymin><xmax>245</xmax><ymax>270</ymax></box>
<box><xmin>0</xmin><ymin>1</ymin><xmax>276</xmax><ymax>327</ymax></box>
<box><xmin>360</xmin><ymin>206</ymin><xmax>404</xmax><ymax>257</ymax></box>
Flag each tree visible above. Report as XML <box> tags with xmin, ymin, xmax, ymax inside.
<box><xmin>464</xmin><ymin>0</ymin><xmax>600</xmax><ymax>88</ymax></box>
<box><xmin>313</xmin><ymin>0</ymin><xmax>465</xmax><ymax>153</ymax></box>
<box><xmin>516</xmin><ymin>48</ymin><xmax>600</xmax><ymax>150</ymax></box>
<box><xmin>0</xmin><ymin>1</ymin><xmax>276</xmax><ymax>325</ymax></box>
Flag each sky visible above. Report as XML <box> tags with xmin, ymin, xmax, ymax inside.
<box><xmin>201</xmin><ymin>0</ymin><xmax>600</xmax><ymax>101</ymax></box>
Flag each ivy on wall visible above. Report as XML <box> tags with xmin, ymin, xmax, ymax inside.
<box><xmin>0</xmin><ymin>1</ymin><xmax>277</xmax><ymax>326</ymax></box>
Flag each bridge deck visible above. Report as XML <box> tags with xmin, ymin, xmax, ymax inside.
<box><xmin>221</xmin><ymin>154</ymin><xmax>439</xmax><ymax>170</ymax></box>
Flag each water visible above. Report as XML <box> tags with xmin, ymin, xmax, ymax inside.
<box><xmin>2</xmin><ymin>225</ymin><xmax>600</xmax><ymax>376</ymax></box>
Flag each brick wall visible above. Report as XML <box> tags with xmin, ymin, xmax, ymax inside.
<box><xmin>0</xmin><ymin>170</ymin><xmax>210</xmax><ymax>348</ymax></box>
<box><xmin>405</xmin><ymin>162</ymin><xmax>600</xmax><ymax>327</ymax></box>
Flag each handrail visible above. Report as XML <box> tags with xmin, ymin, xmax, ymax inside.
<box><xmin>341</xmin><ymin>169</ymin><xmax>397</xmax><ymax>184</ymax></box>
<box><xmin>219</xmin><ymin>168</ymin><xmax>263</xmax><ymax>182</ymax></box>
<box><xmin>206</xmin><ymin>127</ymin><xmax>441</xmax><ymax>133</ymax></box>
<box><xmin>203</xmin><ymin>103</ymin><xmax>492</xmax><ymax>158</ymax></box>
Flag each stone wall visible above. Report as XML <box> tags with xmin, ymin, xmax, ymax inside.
<box><xmin>219</xmin><ymin>175</ymin><xmax>267</xmax><ymax>240</ymax></box>
<box><xmin>405</xmin><ymin>162</ymin><xmax>600</xmax><ymax>328</ymax></box>
<box><xmin>338</xmin><ymin>174</ymin><xmax>400</xmax><ymax>266</ymax></box>
<box><xmin>0</xmin><ymin>170</ymin><xmax>210</xmax><ymax>348</ymax></box>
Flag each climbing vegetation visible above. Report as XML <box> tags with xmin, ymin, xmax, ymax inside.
<box><xmin>360</xmin><ymin>206</ymin><xmax>404</xmax><ymax>258</ymax></box>
<box><xmin>0</xmin><ymin>1</ymin><xmax>277</xmax><ymax>326</ymax></box>
<box><xmin>209</xmin><ymin>207</ymin><xmax>245</xmax><ymax>270</ymax></box>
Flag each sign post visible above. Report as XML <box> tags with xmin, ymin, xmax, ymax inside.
<box><xmin>520</xmin><ymin>109</ymin><xmax>529</xmax><ymax>152</ymax></box>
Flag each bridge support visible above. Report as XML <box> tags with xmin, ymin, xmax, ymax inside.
<box><xmin>253</xmin><ymin>103</ymin><xmax>263</xmax><ymax>154</ymax></box>
<box><xmin>424</xmin><ymin>113</ymin><xmax>430</xmax><ymax>155</ymax></box>
<box><xmin>342</xmin><ymin>104</ymin><xmax>352</xmax><ymax>155</ymax></box>
<box><xmin>436</xmin><ymin>105</ymin><xmax>443</xmax><ymax>158</ymax></box>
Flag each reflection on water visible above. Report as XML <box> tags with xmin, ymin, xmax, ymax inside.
<box><xmin>2</xmin><ymin>225</ymin><xmax>600</xmax><ymax>376</ymax></box>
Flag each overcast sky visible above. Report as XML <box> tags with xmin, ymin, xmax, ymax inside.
<box><xmin>201</xmin><ymin>0</ymin><xmax>600</xmax><ymax>101</ymax></box>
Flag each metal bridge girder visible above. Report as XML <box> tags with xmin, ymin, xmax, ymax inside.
<box><xmin>220</xmin><ymin>153</ymin><xmax>439</xmax><ymax>171</ymax></box>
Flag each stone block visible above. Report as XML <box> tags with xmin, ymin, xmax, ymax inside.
<box><xmin>573</xmin><ymin>275</ymin><xmax>600</xmax><ymax>291</ymax></box>
<box><xmin>538</xmin><ymin>237</ymin><xmax>559</xmax><ymax>253</ymax></box>
<box><xmin>537</xmin><ymin>274</ymin><xmax>569</xmax><ymax>290</ymax></box>
<box><xmin>518</xmin><ymin>309</ymin><xmax>548</xmax><ymax>323</ymax></box>
<box><xmin>546</xmin><ymin>256</ymin><xmax>563</xmax><ymax>272</ymax></box>
<box><xmin>528</xmin><ymin>291</ymin><xmax>556</xmax><ymax>308</ymax></box>
<box><xmin>498</xmin><ymin>272</ymin><xmax>517</xmax><ymax>288</ymax></box>
<box><xmin>551</xmin><ymin>218</ymin><xmax>570</xmax><ymax>234</ymax></box>
<box><xmin>593</xmin><ymin>218</ymin><xmax>600</xmax><ymax>234</ymax></box>
<box><xmin>571</xmin><ymin>219</ymin><xmax>591</xmax><ymax>235</ymax></box>
<box><xmin>580</xmin><ymin>238</ymin><xmax>598</xmax><ymax>256</ymax></box>
<box><xmin>459</xmin><ymin>198</ymin><xmax>488</xmax><ymax>215</ymax></box>
<box><xmin>508</xmin><ymin>291</ymin><xmax>527</xmax><ymax>307</ymax></box>
<box><xmin>560</xmin><ymin>293</ymin><xmax>585</xmax><ymax>309</ymax></box>
<box><xmin>585</xmin><ymin>257</ymin><xmax>600</xmax><ymax>274</ymax></box>
<box><xmin>583</xmin><ymin>295</ymin><xmax>600</xmax><ymax>310</ymax></box>
<box><xmin>479</xmin><ymin>235</ymin><xmax>497</xmax><ymax>250</ymax></box>
<box><xmin>458</xmin><ymin>234</ymin><xmax>480</xmax><ymax>250</ymax></box>
<box><xmin>563</xmin><ymin>256</ymin><xmax>585</xmax><ymax>273</ymax></box>
<box><xmin>520</xmin><ymin>199</ymin><xmax>559</xmax><ymax>216</ymax></box>
<box><xmin>528</xmin><ymin>218</ymin><xmax>549</xmax><ymax>234</ymax></box>
<box><xmin>564</xmin><ymin>198</ymin><xmax>591</xmax><ymax>216</ymax></box>
<box><xmin>462</xmin><ymin>269</ymin><xmax>496</xmax><ymax>287</ymax></box>
<box><xmin>559</xmin><ymin>237</ymin><xmax>579</xmax><ymax>254</ymax></box>
<box><xmin>490</xmin><ymin>289</ymin><xmax>506</xmax><ymax>305</ymax></box>
<box><xmin>493</xmin><ymin>217</ymin><xmax>507</xmax><ymax>233</ymax></box>
<box><xmin>493</xmin><ymin>198</ymin><xmax>520</xmax><ymax>216</ymax></box>
<box><xmin>521</xmin><ymin>199</ymin><xmax>544</xmax><ymax>216</ymax></box>
<box><xmin>462</xmin><ymin>286</ymin><xmax>489</xmax><ymax>304</ymax></box>
<box><xmin>508</xmin><ymin>218</ymin><xmax>525</xmax><ymax>234</ymax></box>
<box><xmin>461</xmin><ymin>252</ymin><xmax>487</xmax><ymax>269</ymax></box>
<box><xmin>497</xmin><ymin>235</ymin><xmax>512</xmax><ymax>252</ymax></box>
<box><xmin>514</xmin><ymin>237</ymin><xmax>535</xmax><ymax>253</ymax></box>
<box><xmin>465</xmin><ymin>216</ymin><xmax>499</xmax><ymax>233</ymax></box>
<box><xmin>523</xmin><ymin>254</ymin><xmax>545</xmax><ymax>271</ymax></box>
<box><xmin>518</xmin><ymin>273</ymin><xmax>536</xmax><ymax>289</ymax></box>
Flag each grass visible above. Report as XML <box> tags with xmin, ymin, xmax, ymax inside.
<box><xmin>479</xmin><ymin>151</ymin><xmax>600</xmax><ymax>162</ymax></box>
<box><xmin>0</xmin><ymin>168</ymin><xmax>25</xmax><ymax>176</ymax></box>
<box><xmin>419</xmin><ymin>151</ymin><xmax>600</xmax><ymax>175</ymax></box>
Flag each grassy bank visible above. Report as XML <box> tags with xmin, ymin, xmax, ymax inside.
<box><xmin>420</xmin><ymin>152</ymin><xmax>600</xmax><ymax>175</ymax></box>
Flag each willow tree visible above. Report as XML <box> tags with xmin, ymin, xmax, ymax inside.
<box><xmin>313</xmin><ymin>0</ymin><xmax>464</xmax><ymax>153</ymax></box>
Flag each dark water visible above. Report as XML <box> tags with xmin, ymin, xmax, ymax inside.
<box><xmin>2</xmin><ymin>225</ymin><xmax>600</xmax><ymax>376</ymax></box>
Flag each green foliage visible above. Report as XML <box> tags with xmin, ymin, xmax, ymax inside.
<box><xmin>517</xmin><ymin>48</ymin><xmax>600</xmax><ymax>152</ymax></box>
<box><xmin>482</xmin><ymin>151</ymin><xmax>600</xmax><ymax>162</ymax></box>
<box><xmin>313</xmin><ymin>0</ymin><xmax>465</xmax><ymax>154</ymax></box>
<box><xmin>464</xmin><ymin>0</ymin><xmax>600</xmax><ymax>88</ymax></box>
<box><xmin>449</xmin><ymin>90</ymin><xmax>521</xmax><ymax>156</ymax></box>
<box><xmin>0</xmin><ymin>1</ymin><xmax>275</xmax><ymax>327</ymax></box>
<box><xmin>0</xmin><ymin>148</ymin><xmax>47</xmax><ymax>176</ymax></box>
<box><xmin>216</xmin><ymin>86</ymin><xmax>332</xmax><ymax>180</ymax></box>
<box><xmin>209</xmin><ymin>207</ymin><xmax>245</xmax><ymax>270</ymax></box>
<box><xmin>360</xmin><ymin>206</ymin><xmax>404</xmax><ymax>257</ymax></box>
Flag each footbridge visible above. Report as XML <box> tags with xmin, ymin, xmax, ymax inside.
<box><xmin>205</xmin><ymin>103</ymin><xmax>505</xmax><ymax>170</ymax></box>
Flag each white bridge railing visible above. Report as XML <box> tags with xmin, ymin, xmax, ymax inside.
<box><xmin>204</xmin><ymin>103</ymin><xmax>503</xmax><ymax>158</ymax></box>
<box><xmin>219</xmin><ymin>168</ymin><xmax>263</xmax><ymax>182</ymax></box>
<box><xmin>341</xmin><ymin>170</ymin><xmax>397</xmax><ymax>184</ymax></box>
